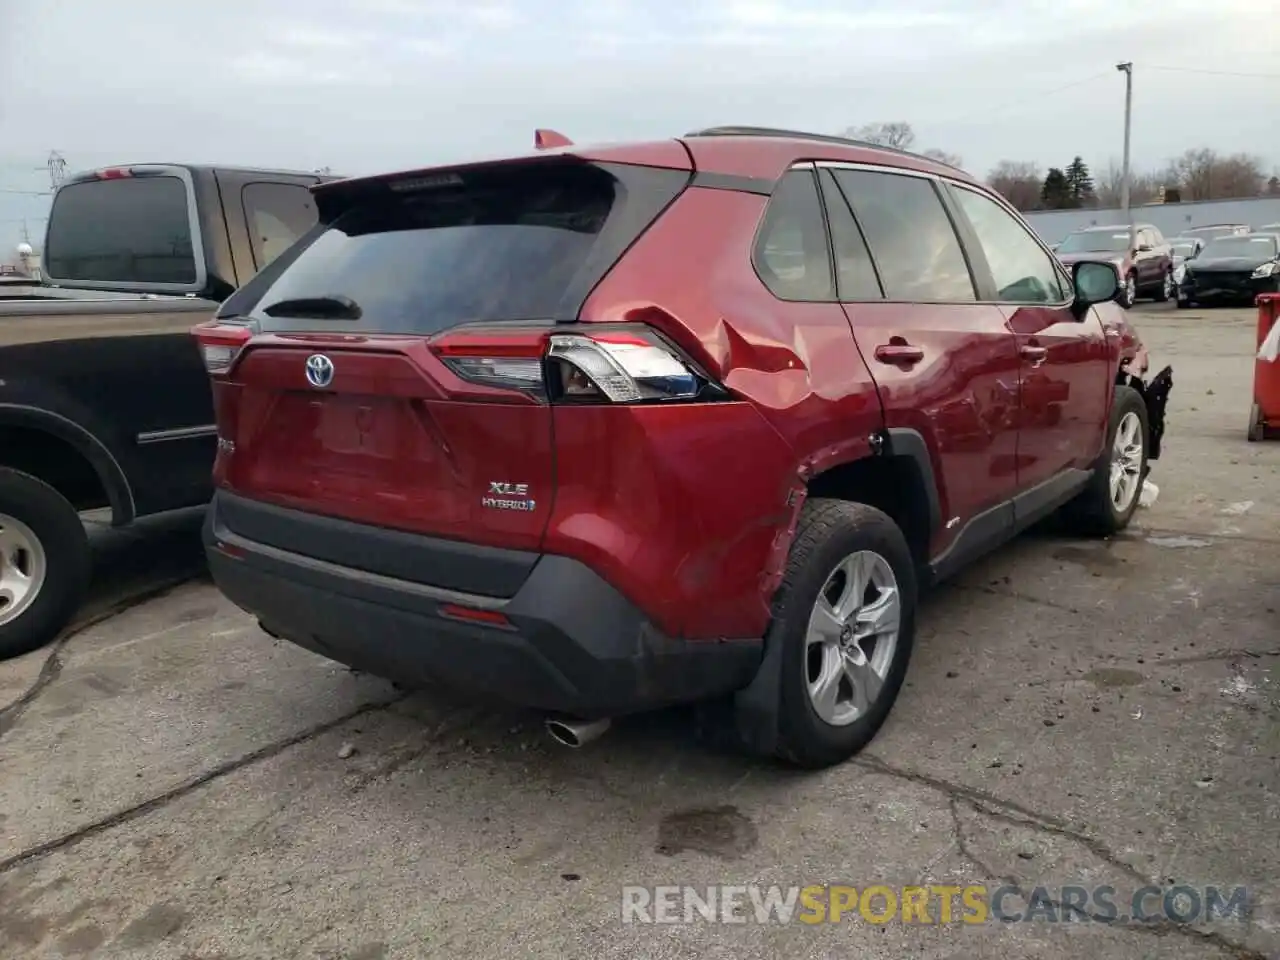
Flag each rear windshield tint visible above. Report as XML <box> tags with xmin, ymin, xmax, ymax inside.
<box><xmin>242</xmin><ymin>160</ymin><xmax>688</xmax><ymax>335</ymax></box>
<box><xmin>44</xmin><ymin>175</ymin><xmax>196</xmax><ymax>285</ymax></box>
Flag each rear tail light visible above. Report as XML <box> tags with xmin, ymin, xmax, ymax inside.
<box><xmin>192</xmin><ymin>321</ymin><xmax>254</xmax><ymax>374</ymax></box>
<box><xmin>547</xmin><ymin>332</ymin><xmax>699</xmax><ymax>401</ymax></box>
<box><xmin>428</xmin><ymin>325</ymin><xmax>722</xmax><ymax>403</ymax></box>
<box><xmin>431</xmin><ymin>330</ymin><xmax>548</xmax><ymax>395</ymax></box>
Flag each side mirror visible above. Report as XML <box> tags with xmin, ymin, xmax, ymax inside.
<box><xmin>1072</xmin><ymin>261</ymin><xmax>1120</xmax><ymax>316</ymax></box>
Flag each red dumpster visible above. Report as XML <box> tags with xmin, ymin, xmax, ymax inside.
<box><xmin>1248</xmin><ymin>292</ymin><xmax>1280</xmax><ymax>441</ymax></box>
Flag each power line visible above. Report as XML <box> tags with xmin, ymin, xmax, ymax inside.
<box><xmin>943</xmin><ymin>70</ymin><xmax>1113</xmax><ymax>124</ymax></box>
<box><xmin>1137</xmin><ymin>64</ymin><xmax>1280</xmax><ymax>80</ymax></box>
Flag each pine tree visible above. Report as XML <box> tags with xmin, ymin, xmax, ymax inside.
<box><xmin>1065</xmin><ymin>156</ymin><xmax>1095</xmax><ymax>205</ymax></box>
<box><xmin>1041</xmin><ymin>168</ymin><xmax>1071</xmax><ymax>209</ymax></box>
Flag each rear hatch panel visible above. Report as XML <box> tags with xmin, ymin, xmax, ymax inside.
<box><xmin>210</xmin><ymin>152</ymin><xmax>692</xmax><ymax>567</ymax></box>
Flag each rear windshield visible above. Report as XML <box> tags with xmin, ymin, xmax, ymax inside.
<box><xmin>1201</xmin><ymin>235</ymin><xmax>1278</xmax><ymax>258</ymax></box>
<box><xmin>44</xmin><ymin>175</ymin><xmax>196</xmax><ymax>285</ymax></box>
<box><xmin>243</xmin><ymin>161</ymin><xmax>688</xmax><ymax>335</ymax></box>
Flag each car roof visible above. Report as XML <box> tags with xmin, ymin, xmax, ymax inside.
<box><xmin>677</xmin><ymin>126</ymin><xmax>977</xmax><ymax>182</ymax></box>
<box><xmin>1078</xmin><ymin>223</ymin><xmax>1152</xmax><ymax>232</ymax></box>
<box><xmin>318</xmin><ymin>126</ymin><xmax>980</xmax><ymax>200</ymax></box>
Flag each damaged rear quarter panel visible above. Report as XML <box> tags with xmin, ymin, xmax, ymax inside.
<box><xmin>577</xmin><ymin>186</ymin><xmax>885</xmax><ymax>638</ymax></box>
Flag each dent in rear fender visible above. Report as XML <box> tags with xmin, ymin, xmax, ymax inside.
<box><xmin>543</xmin><ymin>400</ymin><xmax>797</xmax><ymax>640</ymax></box>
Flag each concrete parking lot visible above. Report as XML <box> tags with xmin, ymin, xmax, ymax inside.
<box><xmin>1</xmin><ymin>302</ymin><xmax>1277</xmax><ymax>960</ymax></box>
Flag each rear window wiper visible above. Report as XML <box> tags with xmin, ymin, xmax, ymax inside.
<box><xmin>261</xmin><ymin>294</ymin><xmax>363</xmax><ymax>320</ymax></box>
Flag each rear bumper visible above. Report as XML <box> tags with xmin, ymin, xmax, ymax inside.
<box><xmin>204</xmin><ymin>493</ymin><xmax>763</xmax><ymax>718</ymax></box>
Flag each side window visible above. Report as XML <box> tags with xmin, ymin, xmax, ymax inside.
<box><xmin>753</xmin><ymin>169</ymin><xmax>834</xmax><ymax>301</ymax></box>
<box><xmin>242</xmin><ymin>182</ymin><xmax>318</xmax><ymax>270</ymax></box>
<box><xmin>818</xmin><ymin>169</ymin><xmax>883</xmax><ymax>300</ymax></box>
<box><xmin>949</xmin><ymin>185</ymin><xmax>1066</xmax><ymax>304</ymax></box>
<box><xmin>829</xmin><ymin>169</ymin><xmax>975</xmax><ymax>302</ymax></box>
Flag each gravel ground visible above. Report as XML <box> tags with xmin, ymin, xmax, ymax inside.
<box><xmin>1</xmin><ymin>301</ymin><xmax>1277</xmax><ymax>960</ymax></box>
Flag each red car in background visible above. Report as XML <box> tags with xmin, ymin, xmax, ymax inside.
<box><xmin>1054</xmin><ymin>223</ymin><xmax>1174</xmax><ymax>308</ymax></box>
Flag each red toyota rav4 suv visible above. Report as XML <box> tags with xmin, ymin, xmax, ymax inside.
<box><xmin>195</xmin><ymin>127</ymin><xmax>1171</xmax><ymax>768</ymax></box>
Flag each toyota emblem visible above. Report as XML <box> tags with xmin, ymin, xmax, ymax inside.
<box><xmin>305</xmin><ymin>354</ymin><xmax>334</xmax><ymax>389</ymax></box>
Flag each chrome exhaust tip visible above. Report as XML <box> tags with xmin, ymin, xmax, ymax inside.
<box><xmin>545</xmin><ymin>716</ymin><xmax>611</xmax><ymax>748</ymax></box>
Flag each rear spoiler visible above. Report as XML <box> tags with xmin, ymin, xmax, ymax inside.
<box><xmin>312</xmin><ymin>151</ymin><xmax>591</xmax><ymax>223</ymax></box>
<box><xmin>310</xmin><ymin>130</ymin><xmax>697</xmax><ymax>223</ymax></box>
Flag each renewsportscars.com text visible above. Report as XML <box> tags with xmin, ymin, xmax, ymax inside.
<box><xmin>621</xmin><ymin>884</ymin><xmax>1250</xmax><ymax>925</ymax></box>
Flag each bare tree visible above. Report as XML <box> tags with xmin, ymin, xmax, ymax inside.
<box><xmin>986</xmin><ymin>161</ymin><xmax>1043</xmax><ymax>212</ymax></box>
<box><xmin>1096</xmin><ymin>160</ymin><xmax>1165</xmax><ymax>208</ymax></box>
<box><xmin>922</xmin><ymin>148</ymin><xmax>964</xmax><ymax>168</ymax></box>
<box><xmin>1171</xmin><ymin>148</ymin><xmax>1265</xmax><ymax>201</ymax></box>
<box><xmin>843</xmin><ymin>122</ymin><xmax>916</xmax><ymax>151</ymax></box>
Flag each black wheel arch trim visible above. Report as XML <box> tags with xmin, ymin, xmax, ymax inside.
<box><xmin>735</xmin><ymin>430</ymin><xmax>942</xmax><ymax>754</ymax></box>
<box><xmin>0</xmin><ymin>403</ymin><xmax>136</xmax><ymax>524</ymax></box>
<box><xmin>881</xmin><ymin>427</ymin><xmax>943</xmax><ymax>537</ymax></box>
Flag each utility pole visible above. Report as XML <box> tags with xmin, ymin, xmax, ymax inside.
<box><xmin>1116</xmin><ymin>62</ymin><xmax>1134</xmax><ymax>247</ymax></box>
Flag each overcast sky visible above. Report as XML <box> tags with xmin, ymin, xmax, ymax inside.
<box><xmin>2</xmin><ymin>0</ymin><xmax>1278</xmax><ymax>250</ymax></box>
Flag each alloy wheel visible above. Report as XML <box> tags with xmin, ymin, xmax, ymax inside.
<box><xmin>804</xmin><ymin>550</ymin><xmax>901</xmax><ymax>727</ymax></box>
<box><xmin>1109</xmin><ymin>412</ymin><xmax>1144</xmax><ymax>512</ymax></box>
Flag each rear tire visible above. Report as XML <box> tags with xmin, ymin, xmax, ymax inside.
<box><xmin>765</xmin><ymin>499</ymin><xmax>917</xmax><ymax>769</ymax></box>
<box><xmin>1062</xmin><ymin>386</ymin><xmax>1149</xmax><ymax>537</ymax></box>
<box><xmin>0</xmin><ymin>468</ymin><xmax>91</xmax><ymax>660</ymax></box>
<box><xmin>1177</xmin><ymin>298</ymin><xmax>1194</xmax><ymax>309</ymax></box>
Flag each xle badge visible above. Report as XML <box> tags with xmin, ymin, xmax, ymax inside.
<box><xmin>483</xmin><ymin>482</ymin><xmax>536</xmax><ymax>513</ymax></box>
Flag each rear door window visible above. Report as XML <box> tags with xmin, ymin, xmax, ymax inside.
<box><xmin>829</xmin><ymin>169</ymin><xmax>976</xmax><ymax>302</ymax></box>
<box><xmin>817</xmin><ymin>168</ymin><xmax>883</xmax><ymax>301</ymax></box>
<box><xmin>44</xmin><ymin>175</ymin><xmax>196</xmax><ymax>285</ymax></box>
<box><xmin>242</xmin><ymin>182</ymin><xmax>318</xmax><ymax>270</ymax></box>
<box><xmin>245</xmin><ymin>161</ymin><xmax>687</xmax><ymax>335</ymax></box>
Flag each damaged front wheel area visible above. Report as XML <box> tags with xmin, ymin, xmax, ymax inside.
<box><xmin>1062</xmin><ymin>385</ymin><xmax>1151</xmax><ymax>536</ymax></box>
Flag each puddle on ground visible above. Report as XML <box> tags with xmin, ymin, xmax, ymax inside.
<box><xmin>1052</xmin><ymin>545</ymin><xmax>1123</xmax><ymax>571</ymax></box>
<box><xmin>1084</xmin><ymin>667</ymin><xmax>1146</xmax><ymax>688</ymax></box>
<box><xmin>113</xmin><ymin>903</ymin><xmax>188</xmax><ymax>950</ymax></box>
<box><xmin>656</xmin><ymin>805</ymin><xmax>759</xmax><ymax>860</ymax></box>
<box><xmin>1147</xmin><ymin>535</ymin><xmax>1213</xmax><ymax>549</ymax></box>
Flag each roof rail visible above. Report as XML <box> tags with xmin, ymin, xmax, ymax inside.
<box><xmin>683</xmin><ymin>125</ymin><xmax>968</xmax><ymax>174</ymax></box>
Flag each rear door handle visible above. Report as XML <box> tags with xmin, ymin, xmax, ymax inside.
<box><xmin>874</xmin><ymin>343</ymin><xmax>925</xmax><ymax>366</ymax></box>
<box><xmin>1020</xmin><ymin>344</ymin><xmax>1048</xmax><ymax>365</ymax></box>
